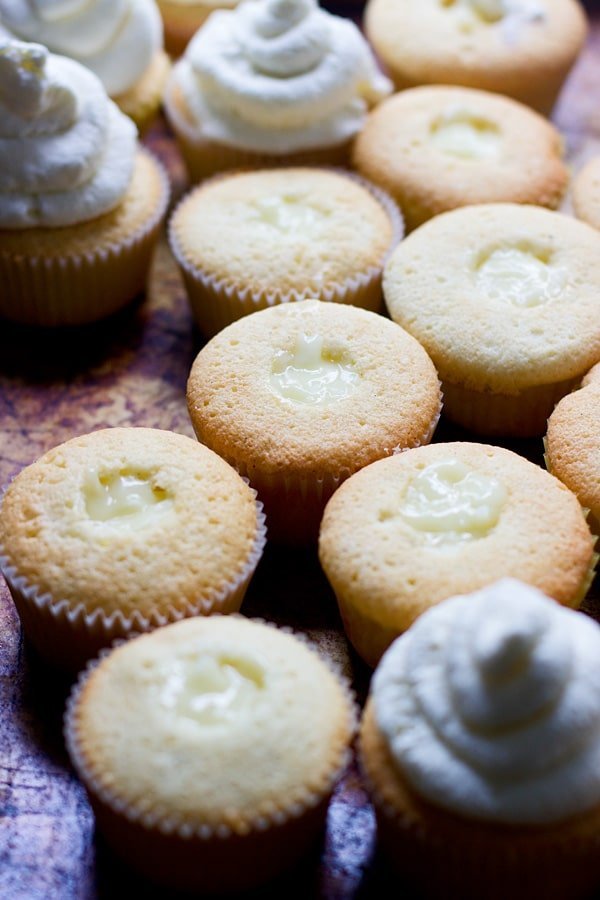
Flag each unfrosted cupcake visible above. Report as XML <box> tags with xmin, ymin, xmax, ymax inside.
<box><xmin>169</xmin><ymin>168</ymin><xmax>403</xmax><ymax>336</ymax></box>
<box><xmin>319</xmin><ymin>442</ymin><xmax>596</xmax><ymax>666</ymax></box>
<box><xmin>157</xmin><ymin>0</ymin><xmax>241</xmax><ymax>57</ymax></box>
<box><xmin>383</xmin><ymin>204</ymin><xmax>600</xmax><ymax>436</ymax></box>
<box><xmin>352</xmin><ymin>86</ymin><xmax>567</xmax><ymax>231</ymax></box>
<box><xmin>364</xmin><ymin>0</ymin><xmax>587</xmax><ymax>115</ymax></box>
<box><xmin>0</xmin><ymin>428</ymin><xmax>265</xmax><ymax>671</ymax></box>
<box><xmin>164</xmin><ymin>0</ymin><xmax>392</xmax><ymax>182</ymax></box>
<box><xmin>572</xmin><ymin>156</ymin><xmax>600</xmax><ymax>231</ymax></box>
<box><xmin>0</xmin><ymin>0</ymin><xmax>170</xmax><ymax>132</ymax></box>
<box><xmin>65</xmin><ymin>616</ymin><xmax>355</xmax><ymax>892</ymax></box>
<box><xmin>546</xmin><ymin>363</ymin><xmax>600</xmax><ymax>539</ymax></box>
<box><xmin>0</xmin><ymin>41</ymin><xmax>168</xmax><ymax>327</ymax></box>
<box><xmin>361</xmin><ymin>579</ymin><xmax>600</xmax><ymax>899</ymax></box>
<box><xmin>187</xmin><ymin>300</ymin><xmax>441</xmax><ymax>543</ymax></box>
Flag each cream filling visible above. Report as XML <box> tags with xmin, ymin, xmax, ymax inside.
<box><xmin>270</xmin><ymin>333</ymin><xmax>359</xmax><ymax>405</ymax></box>
<box><xmin>82</xmin><ymin>468</ymin><xmax>173</xmax><ymax>532</ymax></box>
<box><xmin>373</xmin><ymin>579</ymin><xmax>600</xmax><ymax>825</ymax></box>
<box><xmin>476</xmin><ymin>245</ymin><xmax>567</xmax><ymax>308</ymax></box>
<box><xmin>400</xmin><ymin>459</ymin><xmax>506</xmax><ymax>544</ymax></box>
<box><xmin>248</xmin><ymin>193</ymin><xmax>327</xmax><ymax>234</ymax></box>
<box><xmin>158</xmin><ymin>650</ymin><xmax>266</xmax><ymax>726</ymax></box>
<box><xmin>431</xmin><ymin>110</ymin><xmax>501</xmax><ymax>160</ymax></box>
<box><xmin>440</xmin><ymin>0</ymin><xmax>545</xmax><ymax>37</ymax></box>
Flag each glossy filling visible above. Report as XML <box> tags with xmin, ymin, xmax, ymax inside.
<box><xmin>431</xmin><ymin>110</ymin><xmax>501</xmax><ymax>159</ymax></box>
<box><xmin>476</xmin><ymin>245</ymin><xmax>567</xmax><ymax>307</ymax></box>
<box><xmin>249</xmin><ymin>193</ymin><xmax>328</xmax><ymax>235</ymax></box>
<box><xmin>400</xmin><ymin>459</ymin><xmax>506</xmax><ymax>544</ymax></box>
<box><xmin>270</xmin><ymin>333</ymin><xmax>359</xmax><ymax>405</ymax></box>
<box><xmin>83</xmin><ymin>469</ymin><xmax>173</xmax><ymax>532</ymax></box>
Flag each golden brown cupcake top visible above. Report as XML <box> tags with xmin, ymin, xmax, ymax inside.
<box><xmin>170</xmin><ymin>167</ymin><xmax>398</xmax><ymax>299</ymax></box>
<box><xmin>0</xmin><ymin>428</ymin><xmax>261</xmax><ymax>619</ymax></box>
<box><xmin>187</xmin><ymin>300</ymin><xmax>441</xmax><ymax>479</ymax></box>
<box><xmin>383</xmin><ymin>204</ymin><xmax>600</xmax><ymax>392</ymax></box>
<box><xmin>67</xmin><ymin>616</ymin><xmax>354</xmax><ymax>834</ymax></box>
<box><xmin>572</xmin><ymin>157</ymin><xmax>600</xmax><ymax>231</ymax></box>
<box><xmin>352</xmin><ymin>86</ymin><xmax>567</xmax><ymax>230</ymax></box>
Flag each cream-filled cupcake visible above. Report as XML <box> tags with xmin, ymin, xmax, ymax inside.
<box><xmin>169</xmin><ymin>168</ymin><xmax>403</xmax><ymax>336</ymax></box>
<box><xmin>164</xmin><ymin>0</ymin><xmax>392</xmax><ymax>182</ymax></box>
<box><xmin>187</xmin><ymin>300</ymin><xmax>441</xmax><ymax>543</ymax></box>
<box><xmin>65</xmin><ymin>616</ymin><xmax>355</xmax><ymax>891</ymax></box>
<box><xmin>0</xmin><ymin>41</ymin><xmax>168</xmax><ymax>327</ymax></box>
<box><xmin>0</xmin><ymin>428</ymin><xmax>265</xmax><ymax>671</ymax></box>
<box><xmin>364</xmin><ymin>0</ymin><xmax>587</xmax><ymax>115</ymax></box>
<box><xmin>157</xmin><ymin>0</ymin><xmax>241</xmax><ymax>57</ymax></box>
<box><xmin>383</xmin><ymin>204</ymin><xmax>600</xmax><ymax>436</ymax></box>
<box><xmin>572</xmin><ymin>156</ymin><xmax>600</xmax><ymax>231</ymax></box>
<box><xmin>319</xmin><ymin>442</ymin><xmax>596</xmax><ymax>666</ymax></box>
<box><xmin>546</xmin><ymin>363</ymin><xmax>600</xmax><ymax>539</ymax></box>
<box><xmin>361</xmin><ymin>579</ymin><xmax>600</xmax><ymax>899</ymax></box>
<box><xmin>0</xmin><ymin>0</ymin><xmax>170</xmax><ymax>132</ymax></box>
<box><xmin>352</xmin><ymin>86</ymin><xmax>568</xmax><ymax>231</ymax></box>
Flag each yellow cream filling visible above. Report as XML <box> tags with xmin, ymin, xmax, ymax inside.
<box><xmin>441</xmin><ymin>0</ymin><xmax>506</xmax><ymax>24</ymax></box>
<box><xmin>476</xmin><ymin>245</ymin><xmax>567</xmax><ymax>307</ymax></box>
<box><xmin>249</xmin><ymin>193</ymin><xmax>327</xmax><ymax>235</ymax></box>
<box><xmin>270</xmin><ymin>333</ymin><xmax>359</xmax><ymax>405</ymax></box>
<box><xmin>431</xmin><ymin>111</ymin><xmax>501</xmax><ymax>160</ymax></box>
<box><xmin>158</xmin><ymin>651</ymin><xmax>266</xmax><ymax>725</ymax></box>
<box><xmin>83</xmin><ymin>468</ymin><xmax>173</xmax><ymax>532</ymax></box>
<box><xmin>400</xmin><ymin>459</ymin><xmax>506</xmax><ymax>544</ymax></box>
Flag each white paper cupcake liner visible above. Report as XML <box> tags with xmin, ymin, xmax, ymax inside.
<box><xmin>0</xmin><ymin>149</ymin><xmax>169</xmax><ymax>327</ymax></box>
<box><xmin>0</xmin><ymin>490</ymin><xmax>266</xmax><ymax>672</ymax></box>
<box><xmin>169</xmin><ymin>167</ymin><xmax>404</xmax><ymax>337</ymax></box>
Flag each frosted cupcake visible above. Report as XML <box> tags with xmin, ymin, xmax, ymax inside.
<box><xmin>157</xmin><ymin>0</ymin><xmax>241</xmax><ymax>57</ymax></box>
<box><xmin>164</xmin><ymin>0</ymin><xmax>392</xmax><ymax>182</ymax></box>
<box><xmin>65</xmin><ymin>616</ymin><xmax>355</xmax><ymax>891</ymax></box>
<box><xmin>0</xmin><ymin>0</ymin><xmax>170</xmax><ymax>132</ymax></box>
<box><xmin>0</xmin><ymin>41</ymin><xmax>168</xmax><ymax>327</ymax></box>
<box><xmin>364</xmin><ymin>0</ymin><xmax>587</xmax><ymax>115</ymax></box>
<box><xmin>361</xmin><ymin>579</ymin><xmax>600</xmax><ymax>899</ymax></box>
<box><xmin>572</xmin><ymin>157</ymin><xmax>600</xmax><ymax>231</ymax></box>
<box><xmin>319</xmin><ymin>442</ymin><xmax>596</xmax><ymax>666</ymax></box>
<box><xmin>187</xmin><ymin>300</ymin><xmax>441</xmax><ymax>543</ymax></box>
<box><xmin>169</xmin><ymin>167</ymin><xmax>403</xmax><ymax>336</ymax></box>
<box><xmin>383</xmin><ymin>204</ymin><xmax>600</xmax><ymax>435</ymax></box>
<box><xmin>546</xmin><ymin>363</ymin><xmax>600</xmax><ymax>539</ymax></box>
<box><xmin>353</xmin><ymin>86</ymin><xmax>568</xmax><ymax>231</ymax></box>
<box><xmin>0</xmin><ymin>428</ymin><xmax>265</xmax><ymax>671</ymax></box>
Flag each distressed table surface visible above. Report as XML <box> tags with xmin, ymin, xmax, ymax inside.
<box><xmin>1</xmin><ymin>17</ymin><xmax>600</xmax><ymax>899</ymax></box>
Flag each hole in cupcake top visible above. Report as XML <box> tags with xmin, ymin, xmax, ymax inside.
<box><xmin>397</xmin><ymin>459</ymin><xmax>506</xmax><ymax>544</ymax></box>
<box><xmin>83</xmin><ymin>468</ymin><xmax>174</xmax><ymax>531</ymax></box>
<box><xmin>475</xmin><ymin>243</ymin><xmax>568</xmax><ymax>307</ymax></box>
<box><xmin>158</xmin><ymin>651</ymin><xmax>266</xmax><ymax>725</ymax></box>
<box><xmin>440</xmin><ymin>0</ymin><xmax>505</xmax><ymax>23</ymax></box>
<box><xmin>430</xmin><ymin>109</ymin><xmax>501</xmax><ymax>160</ymax></box>
<box><xmin>270</xmin><ymin>333</ymin><xmax>359</xmax><ymax>405</ymax></box>
<box><xmin>249</xmin><ymin>193</ymin><xmax>329</xmax><ymax>235</ymax></box>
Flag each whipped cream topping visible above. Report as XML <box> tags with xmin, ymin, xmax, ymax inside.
<box><xmin>373</xmin><ymin>579</ymin><xmax>600</xmax><ymax>825</ymax></box>
<box><xmin>172</xmin><ymin>0</ymin><xmax>392</xmax><ymax>153</ymax></box>
<box><xmin>0</xmin><ymin>40</ymin><xmax>136</xmax><ymax>228</ymax></box>
<box><xmin>0</xmin><ymin>0</ymin><xmax>162</xmax><ymax>96</ymax></box>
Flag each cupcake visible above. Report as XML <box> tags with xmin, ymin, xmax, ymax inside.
<box><xmin>157</xmin><ymin>0</ymin><xmax>241</xmax><ymax>57</ymax></box>
<box><xmin>65</xmin><ymin>616</ymin><xmax>355</xmax><ymax>892</ymax></box>
<box><xmin>164</xmin><ymin>0</ymin><xmax>392</xmax><ymax>182</ymax></box>
<box><xmin>353</xmin><ymin>86</ymin><xmax>568</xmax><ymax>232</ymax></box>
<box><xmin>572</xmin><ymin>156</ymin><xmax>600</xmax><ymax>231</ymax></box>
<box><xmin>0</xmin><ymin>428</ymin><xmax>266</xmax><ymax>671</ymax></box>
<box><xmin>0</xmin><ymin>0</ymin><xmax>170</xmax><ymax>132</ymax></box>
<box><xmin>0</xmin><ymin>41</ymin><xmax>169</xmax><ymax>327</ymax></box>
<box><xmin>383</xmin><ymin>204</ymin><xmax>600</xmax><ymax>436</ymax></box>
<box><xmin>187</xmin><ymin>300</ymin><xmax>441</xmax><ymax>543</ymax></box>
<box><xmin>360</xmin><ymin>579</ymin><xmax>600</xmax><ymax>899</ymax></box>
<box><xmin>319</xmin><ymin>442</ymin><xmax>596</xmax><ymax>666</ymax></box>
<box><xmin>546</xmin><ymin>363</ymin><xmax>600</xmax><ymax>539</ymax></box>
<box><xmin>169</xmin><ymin>167</ymin><xmax>403</xmax><ymax>336</ymax></box>
<box><xmin>364</xmin><ymin>0</ymin><xmax>587</xmax><ymax>115</ymax></box>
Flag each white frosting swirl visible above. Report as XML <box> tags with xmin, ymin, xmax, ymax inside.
<box><xmin>0</xmin><ymin>41</ymin><xmax>136</xmax><ymax>228</ymax></box>
<box><xmin>172</xmin><ymin>0</ymin><xmax>392</xmax><ymax>153</ymax></box>
<box><xmin>0</xmin><ymin>0</ymin><xmax>162</xmax><ymax>96</ymax></box>
<box><xmin>373</xmin><ymin>579</ymin><xmax>600</xmax><ymax>825</ymax></box>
